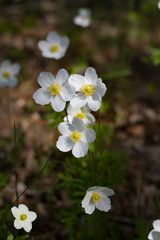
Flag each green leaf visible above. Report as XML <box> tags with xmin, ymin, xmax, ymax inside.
<box><xmin>15</xmin><ymin>235</ymin><xmax>29</xmax><ymax>240</ymax></box>
<box><xmin>7</xmin><ymin>234</ymin><xmax>14</xmax><ymax>240</ymax></box>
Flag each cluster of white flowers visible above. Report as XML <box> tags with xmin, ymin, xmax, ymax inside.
<box><xmin>148</xmin><ymin>220</ymin><xmax>160</xmax><ymax>240</ymax></box>
<box><xmin>33</xmin><ymin>67</ymin><xmax>106</xmax><ymax>158</ymax></box>
<box><xmin>0</xmin><ymin>60</ymin><xmax>20</xmax><ymax>87</ymax></box>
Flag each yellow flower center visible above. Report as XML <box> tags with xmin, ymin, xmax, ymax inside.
<box><xmin>51</xmin><ymin>45</ymin><xmax>59</xmax><ymax>52</ymax></box>
<box><xmin>47</xmin><ymin>83</ymin><xmax>62</xmax><ymax>96</ymax></box>
<box><xmin>92</xmin><ymin>193</ymin><xmax>101</xmax><ymax>203</ymax></box>
<box><xmin>81</xmin><ymin>84</ymin><xmax>94</xmax><ymax>96</ymax></box>
<box><xmin>20</xmin><ymin>214</ymin><xmax>27</xmax><ymax>221</ymax></box>
<box><xmin>3</xmin><ymin>71</ymin><xmax>10</xmax><ymax>78</ymax></box>
<box><xmin>75</xmin><ymin>113</ymin><xmax>85</xmax><ymax>119</ymax></box>
<box><xmin>82</xmin><ymin>16</ymin><xmax>89</xmax><ymax>21</ymax></box>
<box><xmin>70</xmin><ymin>131</ymin><xmax>82</xmax><ymax>143</ymax></box>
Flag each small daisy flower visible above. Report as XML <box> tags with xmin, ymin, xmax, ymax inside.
<box><xmin>33</xmin><ymin>69</ymin><xmax>75</xmax><ymax>112</ymax></box>
<box><xmin>38</xmin><ymin>31</ymin><xmax>70</xmax><ymax>59</ymax></box>
<box><xmin>73</xmin><ymin>8</ymin><xmax>91</xmax><ymax>27</ymax></box>
<box><xmin>11</xmin><ymin>204</ymin><xmax>37</xmax><ymax>233</ymax></box>
<box><xmin>56</xmin><ymin>117</ymin><xmax>96</xmax><ymax>158</ymax></box>
<box><xmin>148</xmin><ymin>220</ymin><xmax>160</xmax><ymax>240</ymax></box>
<box><xmin>64</xmin><ymin>104</ymin><xmax>95</xmax><ymax>126</ymax></box>
<box><xmin>82</xmin><ymin>186</ymin><xmax>114</xmax><ymax>215</ymax></box>
<box><xmin>69</xmin><ymin>67</ymin><xmax>107</xmax><ymax>112</ymax></box>
<box><xmin>0</xmin><ymin>60</ymin><xmax>20</xmax><ymax>87</ymax></box>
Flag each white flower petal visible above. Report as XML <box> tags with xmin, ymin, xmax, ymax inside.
<box><xmin>27</xmin><ymin>211</ymin><xmax>37</xmax><ymax>222</ymax></box>
<box><xmin>18</xmin><ymin>204</ymin><xmax>29</xmax><ymax>213</ymax></box>
<box><xmin>88</xmin><ymin>93</ymin><xmax>101</xmax><ymax>111</ymax></box>
<box><xmin>14</xmin><ymin>219</ymin><xmax>22</xmax><ymax>230</ymax></box>
<box><xmin>67</xmin><ymin>104</ymin><xmax>80</xmax><ymax>116</ymax></box>
<box><xmin>38</xmin><ymin>40</ymin><xmax>50</xmax><ymax>51</ymax></box>
<box><xmin>38</xmin><ymin>72</ymin><xmax>54</xmax><ymax>88</ymax></box>
<box><xmin>85</xmin><ymin>67</ymin><xmax>98</xmax><ymax>85</ymax></box>
<box><xmin>152</xmin><ymin>231</ymin><xmax>160</xmax><ymax>240</ymax></box>
<box><xmin>47</xmin><ymin>31</ymin><xmax>61</xmax><ymax>43</ymax></box>
<box><xmin>8</xmin><ymin>77</ymin><xmax>18</xmax><ymax>86</ymax></box>
<box><xmin>72</xmin><ymin>117</ymin><xmax>86</xmax><ymax>132</ymax></box>
<box><xmin>60</xmin><ymin>82</ymin><xmax>75</xmax><ymax>101</ymax></box>
<box><xmin>95</xmin><ymin>196</ymin><xmax>111</xmax><ymax>212</ymax></box>
<box><xmin>61</xmin><ymin>36</ymin><xmax>70</xmax><ymax>49</ymax></box>
<box><xmin>153</xmin><ymin>220</ymin><xmax>160</xmax><ymax>231</ymax></box>
<box><xmin>1</xmin><ymin>60</ymin><xmax>11</xmax><ymax>68</ymax></box>
<box><xmin>33</xmin><ymin>88</ymin><xmax>51</xmax><ymax>105</ymax></box>
<box><xmin>72</xmin><ymin>140</ymin><xmax>88</xmax><ymax>158</ymax></box>
<box><xmin>10</xmin><ymin>63</ymin><xmax>20</xmax><ymax>75</ymax></box>
<box><xmin>84</xmin><ymin>113</ymin><xmax>95</xmax><ymax>126</ymax></box>
<box><xmin>51</xmin><ymin>95</ymin><xmax>65</xmax><ymax>112</ymax></box>
<box><xmin>58</xmin><ymin>122</ymin><xmax>75</xmax><ymax>135</ymax></box>
<box><xmin>148</xmin><ymin>230</ymin><xmax>154</xmax><ymax>240</ymax></box>
<box><xmin>56</xmin><ymin>136</ymin><xmax>74</xmax><ymax>152</ymax></box>
<box><xmin>79</xmin><ymin>8</ymin><xmax>91</xmax><ymax>16</ymax></box>
<box><xmin>55</xmin><ymin>69</ymin><xmax>69</xmax><ymax>84</ymax></box>
<box><xmin>81</xmin><ymin>191</ymin><xmax>93</xmax><ymax>208</ymax></box>
<box><xmin>11</xmin><ymin>206</ymin><xmax>19</xmax><ymax>218</ymax></box>
<box><xmin>23</xmin><ymin>220</ymin><xmax>32</xmax><ymax>233</ymax></box>
<box><xmin>98</xmin><ymin>187</ymin><xmax>115</xmax><ymax>197</ymax></box>
<box><xmin>68</xmin><ymin>74</ymin><xmax>86</xmax><ymax>91</ymax></box>
<box><xmin>95</xmin><ymin>78</ymin><xmax>107</xmax><ymax>97</ymax></box>
<box><xmin>84</xmin><ymin>202</ymin><xmax>95</xmax><ymax>214</ymax></box>
<box><xmin>84</xmin><ymin>129</ymin><xmax>96</xmax><ymax>143</ymax></box>
<box><xmin>70</xmin><ymin>92</ymin><xmax>87</xmax><ymax>109</ymax></box>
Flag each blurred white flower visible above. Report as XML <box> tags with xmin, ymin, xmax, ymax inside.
<box><xmin>33</xmin><ymin>69</ymin><xmax>75</xmax><ymax>112</ymax></box>
<box><xmin>38</xmin><ymin>31</ymin><xmax>70</xmax><ymax>59</ymax></box>
<box><xmin>73</xmin><ymin>8</ymin><xmax>91</xmax><ymax>27</ymax></box>
<box><xmin>82</xmin><ymin>186</ymin><xmax>114</xmax><ymax>214</ymax></box>
<box><xmin>0</xmin><ymin>60</ymin><xmax>20</xmax><ymax>87</ymax></box>
<box><xmin>11</xmin><ymin>204</ymin><xmax>37</xmax><ymax>232</ymax></box>
<box><xmin>64</xmin><ymin>104</ymin><xmax>95</xmax><ymax>126</ymax></box>
<box><xmin>56</xmin><ymin>117</ymin><xmax>96</xmax><ymax>158</ymax></box>
<box><xmin>158</xmin><ymin>1</ymin><xmax>160</xmax><ymax>9</ymax></box>
<box><xmin>69</xmin><ymin>67</ymin><xmax>107</xmax><ymax>111</ymax></box>
<box><xmin>148</xmin><ymin>220</ymin><xmax>160</xmax><ymax>240</ymax></box>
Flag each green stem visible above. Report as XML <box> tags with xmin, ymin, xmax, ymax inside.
<box><xmin>14</xmin><ymin>122</ymin><xmax>18</xmax><ymax>206</ymax></box>
<box><xmin>98</xmin><ymin>109</ymin><xmax>103</xmax><ymax>158</ymax></box>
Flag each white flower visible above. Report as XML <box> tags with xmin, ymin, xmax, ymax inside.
<box><xmin>64</xmin><ymin>104</ymin><xmax>95</xmax><ymax>126</ymax></box>
<box><xmin>0</xmin><ymin>60</ymin><xmax>20</xmax><ymax>87</ymax></box>
<box><xmin>148</xmin><ymin>220</ymin><xmax>160</xmax><ymax>240</ymax></box>
<box><xmin>56</xmin><ymin>117</ymin><xmax>96</xmax><ymax>158</ymax></box>
<box><xmin>69</xmin><ymin>67</ymin><xmax>107</xmax><ymax>112</ymax></box>
<box><xmin>158</xmin><ymin>1</ymin><xmax>160</xmax><ymax>9</ymax></box>
<box><xmin>33</xmin><ymin>69</ymin><xmax>75</xmax><ymax>112</ymax></box>
<box><xmin>82</xmin><ymin>186</ymin><xmax>114</xmax><ymax>214</ymax></box>
<box><xmin>73</xmin><ymin>8</ymin><xmax>91</xmax><ymax>27</ymax></box>
<box><xmin>11</xmin><ymin>204</ymin><xmax>37</xmax><ymax>233</ymax></box>
<box><xmin>38</xmin><ymin>31</ymin><xmax>70</xmax><ymax>59</ymax></box>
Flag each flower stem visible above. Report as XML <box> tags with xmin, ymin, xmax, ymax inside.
<box><xmin>64</xmin><ymin>107</ymin><xmax>69</xmax><ymax>122</ymax></box>
<box><xmin>13</xmin><ymin>122</ymin><xmax>18</xmax><ymax>206</ymax></box>
<box><xmin>98</xmin><ymin>109</ymin><xmax>103</xmax><ymax>158</ymax></box>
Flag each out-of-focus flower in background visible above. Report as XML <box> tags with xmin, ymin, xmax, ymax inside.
<box><xmin>0</xmin><ymin>60</ymin><xmax>20</xmax><ymax>87</ymax></box>
<box><xmin>64</xmin><ymin>104</ymin><xmax>95</xmax><ymax>126</ymax></box>
<box><xmin>148</xmin><ymin>219</ymin><xmax>160</xmax><ymax>240</ymax></box>
<box><xmin>73</xmin><ymin>8</ymin><xmax>91</xmax><ymax>27</ymax></box>
<box><xmin>38</xmin><ymin>31</ymin><xmax>70</xmax><ymax>59</ymax></box>
<box><xmin>56</xmin><ymin>117</ymin><xmax>96</xmax><ymax>158</ymax></box>
<box><xmin>33</xmin><ymin>69</ymin><xmax>75</xmax><ymax>112</ymax></box>
<box><xmin>82</xmin><ymin>186</ymin><xmax>114</xmax><ymax>214</ymax></box>
<box><xmin>157</xmin><ymin>1</ymin><xmax>160</xmax><ymax>9</ymax></box>
<box><xmin>11</xmin><ymin>204</ymin><xmax>37</xmax><ymax>232</ymax></box>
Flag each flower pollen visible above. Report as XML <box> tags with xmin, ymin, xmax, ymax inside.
<box><xmin>92</xmin><ymin>192</ymin><xmax>101</xmax><ymax>203</ymax></box>
<box><xmin>20</xmin><ymin>213</ymin><xmax>28</xmax><ymax>221</ymax></box>
<box><xmin>81</xmin><ymin>84</ymin><xmax>94</xmax><ymax>96</ymax></box>
<box><xmin>3</xmin><ymin>71</ymin><xmax>10</xmax><ymax>78</ymax></box>
<box><xmin>70</xmin><ymin>131</ymin><xmax>82</xmax><ymax>143</ymax></box>
<box><xmin>48</xmin><ymin>82</ymin><xmax>62</xmax><ymax>96</ymax></box>
<box><xmin>76</xmin><ymin>113</ymin><xmax>85</xmax><ymax>119</ymax></box>
<box><xmin>51</xmin><ymin>45</ymin><xmax>59</xmax><ymax>52</ymax></box>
